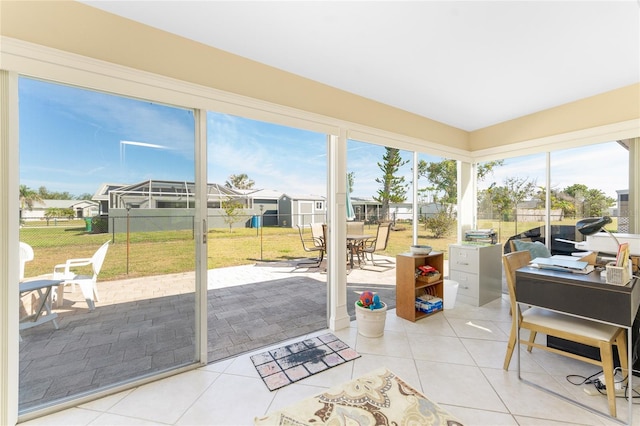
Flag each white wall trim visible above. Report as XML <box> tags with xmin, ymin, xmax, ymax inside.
<box><xmin>471</xmin><ymin>119</ymin><xmax>640</xmax><ymax>163</ymax></box>
<box><xmin>0</xmin><ymin>36</ymin><xmax>465</xmax><ymax>157</ymax></box>
<box><xmin>3</xmin><ymin>36</ymin><xmax>636</xmax><ymax>162</ymax></box>
<box><xmin>0</xmin><ymin>70</ymin><xmax>20</xmax><ymax>426</ymax></box>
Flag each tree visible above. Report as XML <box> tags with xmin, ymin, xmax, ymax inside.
<box><xmin>225</xmin><ymin>173</ymin><xmax>255</xmax><ymax>190</ymax></box>
<box><xmin>19</xmin><ymin>185</ymin><xmax>43</xmax><ymax>213</ymax></box>
<box><xmin>503</xmin><ymin>177</ymin><xmax>537</xmax><ymax>234</ymax></box>
<box><xmin>373</xmin><ymin>147</ymin><xmax>409</xmax><ymax>221</ymax></box>
<box><xmin>76</xmin><ymin>193</ymin><xmax>94</xmax><ymax>200</ymax></box>
<box><xmin>564</xmin><ymin>184</ymin><xmax>614</xmax><ymax>218</ymax></box>
<box><xmin>221</xmin><ymin>199</ymin><xmax>244</xmax><ymax>232</ymax></box>
<box><xmin>424</xmin><ymin>211</ymin><xmax>456</xmax><ymax>238</ymax></box>
<box><xmin>480</xmin><ymin>184</ymin><xmax>511</xmax><ymax>236</ymax></box>
<box><xmin>38</xmin><ymin>186</ymin><xmax>73</xmax><ymax>200</ymax></box>
<box><xmin>533</xmin><ymin>186</ymin><xmax>576</xmax><ymax>218</ymax></box>
<box><xmin>44</xmin><ymin>207</ymin><xmax>74</xmax><ymax>225</ymax></box>
<box><xmin>418</xmin><ymin>159</ymin><xmax>457</xmax><ymax>216</ymax></box>
<box><xmin>419</xmin><ymin>158</ymin><xmax>503</xmax><ymax>224</ymax></box>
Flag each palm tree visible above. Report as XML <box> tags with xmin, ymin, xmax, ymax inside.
<box><xmin>225</xmin><ymin>173</ymin><xmax>255</xmax><ymax>190</ymax></box>
<box><xmin>19</xmin><ymin>184</ymin><xmax>43</xmax><ymax>219</ymax></box>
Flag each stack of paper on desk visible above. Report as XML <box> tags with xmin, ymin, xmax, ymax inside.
<box><xmin>531</xmin><ymin>256</ymin><xmax>594</xmax><ymax>274</ymax></box>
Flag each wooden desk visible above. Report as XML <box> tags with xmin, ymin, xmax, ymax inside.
<box><xmin>516</xmin><ymin>266</ymin><xmax>639</xmax><ymax>424</ymax></box>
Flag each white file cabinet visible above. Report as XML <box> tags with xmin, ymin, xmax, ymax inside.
<box><xmin>448</xmin><ymin>243</ymin><xmax>502</xmax><ymax>306</ymax></box>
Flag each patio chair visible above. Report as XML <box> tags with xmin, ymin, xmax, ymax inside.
<box><xmin>503</xmin><ymin>250</ymin><xmax>627</xmax><ymax>417</ymax></box>
<box><xmin>19</xmin><ymin>242</ymin><xmax>34</xmax><ymax>281</ymax></box>
<box><xmin>52</xmin><ymin>240</ymin><xmax>111</xmax><ymax>311</ymax></box>
<box><xmin>295</xmin><ymin>226</ymin><xmax>324</xmax><ymax>268</ymax></box>
<box><xmin>346</xmin><ymin>221</ymin><xmax>364</xmax><ymax>235</ymax></box>
<box><xmin>361</xmin><ymin>222</ymin><xmax>394</xmax><ymax>267</ymax></box>
<box><xmin>310</xmin><ymin>223</ymin><xmax>326</xmax><ymax>256</ymax></box>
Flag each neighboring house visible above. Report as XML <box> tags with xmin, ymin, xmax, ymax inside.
<box><xmin>278</xmin><ymin>193</ymin><xmax>326</xmax><ymax>228</ymax></box>
<box><xmin>92</xmin><ymin>183</ymin><xmax>127</xmax><ymax>214</ymax></box>
<box><xmin>94</xmin><ymin>180</ymin><xmax>430</xmax><ymax>229</ymax></box>
<box><xmin>20</xmin><ymin>199</ymin><xmax>99</xmax><ymax>221</ymax></box>
<box><xmin>239</xmin><ymin>188</ymin><xmax>283</xmax><ymax>227</ymax></box>
<box><xmin>616</xmin><ymin>189</ymin><xmax>629</xmax><ymax>233</ymax></box>
<box><xmin>94</xmin><ymin>180</ymin><xmax>290</xmax><ymax>231</ymax></box>
<box><xmin>351</xmin><ymin>197</ymin><xmax>415</xmax><ymax>223</ymax></box>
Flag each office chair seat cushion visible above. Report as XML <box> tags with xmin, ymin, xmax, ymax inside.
<box><xmin>513</xmin><ymin>240</ymin><xmax>551</xmax><ymax>258</ymax></box>
<box><xmin>523</xmin><ymin>307</ymin><xmax>621</xmax><ymax>341</ymax></box>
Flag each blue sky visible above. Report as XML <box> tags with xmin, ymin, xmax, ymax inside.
<box><xmin>19</xmin><ymin>77</ymin><xmax>628</xmax><ymax>202</ymax></box>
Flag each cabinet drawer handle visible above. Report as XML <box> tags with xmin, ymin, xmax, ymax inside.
<box><xmin>457</xmin><ymin>262</ymin><xmax>469</xmax><ymax>266</ymax></box>
<box><xmin>460</xmin><ymin>285</ymin><xmax>469</xmax><ymax>289</ymax></box>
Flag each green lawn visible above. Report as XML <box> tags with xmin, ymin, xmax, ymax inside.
<box><xmin>20</xmin><ymin>218</ymin><xmax>609</xmax><ymax>281</ymax></box>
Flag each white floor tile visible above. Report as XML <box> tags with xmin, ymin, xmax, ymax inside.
<box><xmin>446</xmin><ymin>317</ymin><xmax>510</xmax><ymax>341</ymax></box>
<box><xmin>402</xmin><ymin>312</ymin><xmax>457</xmax><ymax>336</ymax></box>
<box><xmin>26</xmin><ymin>286</ymin><xmax>627</xmax><ymax>426</ymax></box>
<box><xmin>415</xmin><ymin>360</ymin><xmax>508</xmax><ymax>413</ymax></box>
<box><xmin>409</xmin><ymin>334</ymin><xmax>476</xmax><ymax>365</ymax></box>
<box><xmin>176</xmin><ymin>374</ymin><xmax>274</xmax><ymax>425</ymax></box>
<box><xmin>90</xmin><ymin>412</ymin><xmax>164</xmax><ymax>425</ymax></box>
<box><xmin>355</xmin><ymin>329</ymin><xmax>412</xmax><ymax>358</ymax></box>
<box><xmin>447</xmin><ymin>406</ymin><xmax>519</xmax><ymax>426</ymax></box>
<box><xmin>482</xmin><ymin>367</ymin><xmax>607</xmax><ymax>425</ymax></box>
<box><xmin>107</xmin><ymin>370</ymin><xmax>219</xmax><ymax>424</ymax></box>
<box><xmin>19</xmin><ymin>407</ymin><xmax>101</xmax><ymax>426</ymax></box>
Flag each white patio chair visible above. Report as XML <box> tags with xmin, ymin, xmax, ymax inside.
<box><xmin>19</xmin><ymin>242</ymin><xmax>34</xmax><ymax>281</ymax></box>
<box><xmin>53</xmin><ymin>240</ymin><xmax>110</xmax><ymax>311</ymax></box>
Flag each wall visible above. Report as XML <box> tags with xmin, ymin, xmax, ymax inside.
<box><xmin>3</xmin><ymin>1</ymin><xmax>637</xmax><ymax>154</ymax></box>
<box><xmin>0</xmin><ymin>1</ymin><xmax>467</xmax><ymax>151</ymax></box>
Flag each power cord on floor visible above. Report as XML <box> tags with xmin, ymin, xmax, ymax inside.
<box><xmin>566</xmin><ymin>370</ymin><xmax>602</xmax><ymax>387</ymax></box>
<box><xmin>568</xmin><ymin>368</ymin><xmax>640</xmax><ymax>402</ymax></box>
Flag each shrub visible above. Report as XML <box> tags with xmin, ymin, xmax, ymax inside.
<box><xmin>425</xmin><ymin>211</ymin><xmax>455</xmax><ymax>238</ymax></box>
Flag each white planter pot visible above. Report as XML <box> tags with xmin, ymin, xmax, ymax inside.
<box><xmin>355</xmin><ymin>301</ymin><xmax>387</xmax><ymax>337</ymax></box>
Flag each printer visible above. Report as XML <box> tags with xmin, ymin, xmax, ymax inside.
<box><xmin>574</xmin><ymin>233</ymin><xmax>640</xmax><ymax>257</ymax></box>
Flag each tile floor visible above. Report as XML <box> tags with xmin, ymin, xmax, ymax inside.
<box><xmin>20</xmin><ymin>294</ymin><xmax>640</xmax><ymax>425</ymax></box>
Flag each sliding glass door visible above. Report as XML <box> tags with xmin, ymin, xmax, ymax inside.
<box><xmin>18</xmin><ymin>77</ymin><xmax>198</xmax><ymax>413</ymax></box>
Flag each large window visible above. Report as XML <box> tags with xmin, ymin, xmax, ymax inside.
<box><xmin>477</xmin><ymin>141</ymin><xmax>630</xmax><ymax>254</ymax></box>
<box><xmin>18</xmin><ymin>77</ymin><xmax>198</xmax><ymax>413</ymax></box>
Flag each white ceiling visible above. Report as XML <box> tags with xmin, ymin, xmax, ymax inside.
<box><xmin>83</xmin><ymin>1</ymin><xmax>639</xmax><ymax>131</ymax></box>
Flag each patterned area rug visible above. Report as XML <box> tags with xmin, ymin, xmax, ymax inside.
<box><xmin>251</xmin><ymin>333</ymin><xmax>360</xmax><ymax>391</ymax></box>
<box><xmin>254</xmin><ymin>367</ymin><xmax>464</xmax><ymax>425</ymax></box>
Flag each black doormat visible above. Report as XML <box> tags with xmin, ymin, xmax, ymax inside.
<box><xmin>250</xmin><ymin>333</ymin><xmax>360</xmax><ymax>391</ymax></box>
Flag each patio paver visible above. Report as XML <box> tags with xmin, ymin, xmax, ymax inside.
<box><xmin>18</xmin><ymin>258</ymin><xmax>398</xmax><ymax>411</ymax></box>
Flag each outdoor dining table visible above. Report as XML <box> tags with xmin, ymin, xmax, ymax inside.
<box><xmin>346</xmin><ymin>234</ymin><xmax>372</xmax><ymax>269</ymax></box>
<box><xmin>19</xmin><ymin>279</ymin><xmax>62</xmax><ymax>337</ymax></box>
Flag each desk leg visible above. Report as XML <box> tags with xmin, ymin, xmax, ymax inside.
<box><xmin>628</xmin><ymin>327</ymin><xmax>633</xmax><ymax>426</ymax></box>
<box><xmin>516</xmin><ymin>302</ymin><xmax>521</xmax><ymax>380</ymax></box>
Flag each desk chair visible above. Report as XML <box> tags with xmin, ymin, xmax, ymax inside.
<box><xmin>503</xmin><ymin>250</ymin><xmax>628</xmax><ymax>417</ymax></box>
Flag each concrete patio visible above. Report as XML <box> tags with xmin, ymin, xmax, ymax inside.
<box><xmin>18</xmin><ymin>257</ymin><xmax>401</xmax><ymax>412</ymax></box>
